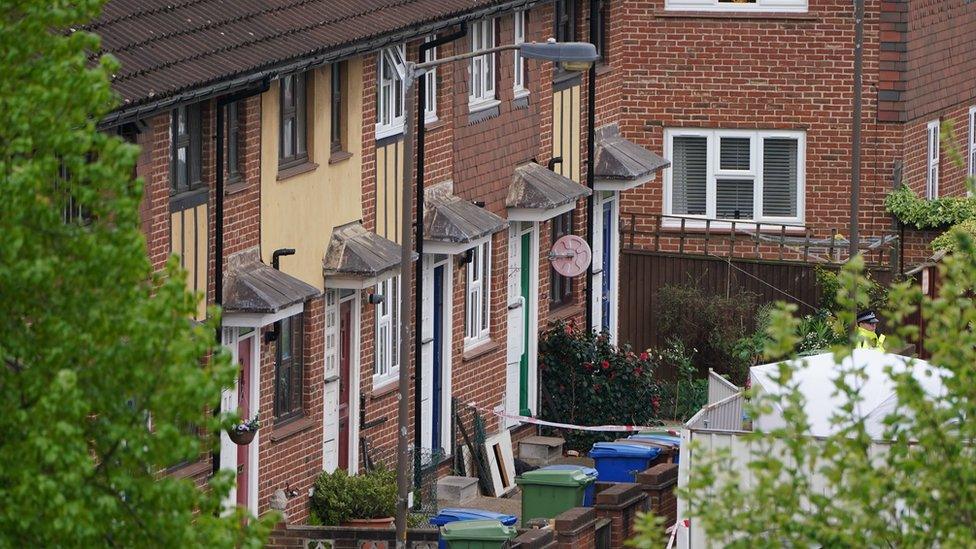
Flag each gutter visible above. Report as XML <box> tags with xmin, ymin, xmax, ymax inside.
<box><xmin>99</xmin><ymin>0</ymin><xmax>549</xmax><ymax>129</ymax></box>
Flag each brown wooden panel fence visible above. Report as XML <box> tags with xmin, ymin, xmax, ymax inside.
<box><xmin>618</xmin><ymin>250</ymin><xmax>893</xmax><ymax>354</ymax></box>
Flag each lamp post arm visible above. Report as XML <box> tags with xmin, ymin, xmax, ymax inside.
<box><xmin>412</xmin><ymin>44</ymin><xmax>520</xmax><ymax>73</ymax></box>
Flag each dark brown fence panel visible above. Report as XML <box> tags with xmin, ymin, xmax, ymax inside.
<box><xmin>618</xmin><ymin>251</ymin><xmax>892</xmax><ymax>354</ymax></box>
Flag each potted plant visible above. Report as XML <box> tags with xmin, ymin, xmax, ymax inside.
<box><xmin>310</xmin><ymin>467</ymin><xmax>397</xmax><ymax>528</ymax></box>
<box><xmin>228</xmin><ymin>415</ymin><xmax>260</xmax><ymax>445</ymax></box>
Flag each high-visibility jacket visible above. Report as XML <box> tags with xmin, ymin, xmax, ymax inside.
<box><xmin>856</xmin><ymin>326</ymin><xmax>886</xmax><ymax>351</ymax></box>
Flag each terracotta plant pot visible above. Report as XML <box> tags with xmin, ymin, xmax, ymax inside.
<box><xmin>228</xmin><ymin>429</ymin><xmax>256</xmax><ymax>445</ymax></box>
<box><xmin>341</xmin><ymin>517</ymin><xmax>395</xmax><ymax>529</ymax></box>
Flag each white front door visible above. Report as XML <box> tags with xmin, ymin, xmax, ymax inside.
<box><xmin>420</xmin><ymin>256</ymin><xmax>435</xmax><ymax>457</ymax></box>
<box><xmin>505</xmin><ymin>224</ymin><xmax>525</xmax><ymax>428</ymax></box>
<box><xmin>323</xmin><ymin>289</ymin><xmax>360</xmax><ymax>472</ymax></box>
<box><xmin>322</xmin><ymin>290</ymin><xmax>340</xmax><ymax>472</ymax></box>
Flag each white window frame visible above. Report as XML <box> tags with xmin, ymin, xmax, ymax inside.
<box><xmin>469</xmin><ymin>18</ymin><xmax>498</xmax><ymax>112</ymax></box>
<box><xmin>376</xmin><ymin>45</ymin><xmax>407</xmax><ymax>140</ymax></box>
<box><xmin>424</xmin><ymin>36</ymin><xmax>438</xmax><ymax>124</ymax></box>
<box><xmin>967</xmin><ymin>106</ymin><xmax>975</xmax><ymax>189</ymax></box>
<box><xmin>374</xmin><ymin>275</ymin><xmax>400</xmax><ymax>387</ymax></box>
<box><xmin>464</xmin><ymin>239</ymin><xmax>491</xmax><ymax>347</ymax></box>
<box><xmin>513</xmin><ymin>11</ymin><xmax>529</xmax><ymax>98</ymax></box>
<box><xmin>662</xmin><ymin>128</ymin><xmax>806</xmax><ymax>227</ymax></box>
<box><xmin>927</xmin><ymin>119</ymin><xmax>940</xmax><ymax>200</ymax></box>
<box><xmin>665</xmin><ymin>0</ymin><xmax>807</xmax><ymax>13</ymax></box>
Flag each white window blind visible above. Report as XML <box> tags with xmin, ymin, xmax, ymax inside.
<box><xmin>469</xmin><ymin>19</ymin><xmax>497</xmax><ymax>108</ymax></box>
<box><xmin>666</xmin><ymin>0</ymin><xmax>807</xmax><ymax>13</ymax></box>
<box><xmin>666</xmin><ymin>129</ymin><xmax>804</xmax><ymax>223</ymax></box>
<box><xmin>927</xmin><ymin>120</ymin><xmax>940</xmax><ymax>199</ymax></box>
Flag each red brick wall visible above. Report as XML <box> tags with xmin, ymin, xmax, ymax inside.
<box><xmin>615</xmin><ymin>0</ymin><xmax>903</xmax><ymax>245</ymax></box>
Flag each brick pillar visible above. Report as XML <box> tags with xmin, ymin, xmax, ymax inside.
<box><xmin>511</xmin><ymin>528</ymin><xmax>556</xmax><ymax>549</ymax></box>
<box><xmin>637</xmin><ymin>463</ymin><xmax>679</xmax><ymax>531</ymax></box>
<box><xmin>594</xmin><ymin>483</ymin><xmax>649</xmax><ymax>548</ymax></box>
<box><xmin>553</xmin><ymin>507</ymin><xmax>597</xmax><ymax>549</ymax></box>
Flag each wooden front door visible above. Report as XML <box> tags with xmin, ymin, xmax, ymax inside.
<box><xmin>338</xmin><ymin>301</ymin><xmax>352</xmax><ymax>471</ymax></box>
<box><xmin>235</xmin><ymin>337</ymin><xmax>252</xmax><ymax>509</ymax></box>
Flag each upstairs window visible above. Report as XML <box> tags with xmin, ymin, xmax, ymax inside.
<box><xmin>170</xmin><ymin>103</ymin><xmax>202</xmax><ymax>194</ymax></box>
<box><xmin>927</xmin><ymin>120</ymin><xmax>940</xmax><ymax>199</ymax></box>
<box><xmin>513</xmin><ymin>11</ymin><xmax>529</xmax><ymax>96</ymax></box>
<box><xmin>274</xmin><ymin>313</ymin><xmax>304</xmax><ymax>422</ymax></box>
<box><xmin>555</xmin><ymin>0</ymin><xmax>576</xmax><ymax>42</ymax></box>
<box><xmin>594</xmin><ymin>0</ymin><xmax>609</xmax><ymax>64</ymax></box>
<box><xmin>279</xmin><ymin>72</ymin><xmax>309</xmax><ymax>169</ymax></box>
<box><xmin>224</xmin><ymin>101</ymin><xmax>243</xmax><ymax>182</ymax></box>
<box><xmin>469</xmin><ymin>19</ymin><xmax>497</xmax><ymax>109</ymax></box>
<box><xmin>424</xmin><ymin>36</ymin><xmax>438</xmax><ymax>123</ymax></box>
<box><xmin>665</xmin><ymin>129</ymin><xmax>805</xmax><ymax>224</ymax></box>
<box><xmin>666</xmin><ymin>0</ymin><xmax>807</xmax><ymax>13</ymax></box>
<box><xmin>464</xmin><ymin>240</ymin><xmax>491</xmax><ymax>346</ymax></box>
<box><xmin>377</xmin><ymin>45</ymin><xmax>406</xmax><ymax>139</ymax></box>
<box><xmin>330</xmin><ymin>62</ymin><xmax>345</xmax><ymax>153</ymax></box>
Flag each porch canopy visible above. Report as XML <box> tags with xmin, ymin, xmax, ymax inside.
<box><xmin>593</xmin><ymin>123</ymin><xmax>669</xmax><ymax>192</ymax></box>
<box><xmin>222</xmin><ymin>248</ymin><xmax>320</xmax><ymax>327</ymax></box>
<box><xmin>323</xmin><ymin>221</ymin><xmax>413</xmax><ymax>290</ymax></box>
<box><xmin>750</xmin><ymin>350</ymin><xmax>947</xmax><ymax>439</ymax></box>
<box><xmin>506</xmin><ymin>161</ymin><xmax>591</xmax><ymax>222</ymax></box>
<box><xmin>425</xmin><ymin>181</ymin><xmax>508</xmax><ymax>255</ymax></box>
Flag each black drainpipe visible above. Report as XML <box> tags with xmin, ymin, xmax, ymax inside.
<box><xmin>212</xmin><ymin>80</ymin><xmax>270</xmax><ymax>477</ymax></box>
<box><xmin>584</xmin><ymin>0</ymin><xmax>598</xmax><ymax>333</ymax></box>
<box><xmin>415</xmin><ymin>23</ymin><xmax>468</xmax><ymax>494</ymax></box>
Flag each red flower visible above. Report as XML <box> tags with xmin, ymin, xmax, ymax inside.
<box><xmin>635</xmin><ymin>367</ymin><xmax>643</xmax><ymax>376</ymax></box>
<box><xmin>601</xmin><ymin>360</ymin><xmax>610</xmax><ymax>370</ymax></box>
<box><xmin>593</xmin><ymin>384</ymin><xmax>601</xmax><ymax>392</ymax></box>
<box><xmin>583</xmin><ymin>362</ymin><xmax>593</xmax><ymax>371</ymax></box>
<box><xmin>564</xmin><ymin>324</ymin><xmax>574</xmax><ymax>335</ymax></box>
<box><xmin>651</xmin><ymin>396</ymin><xmax>661</xmax><ymax>411</ymax></box>
<box><xmin>639</xmin><ymin>351</ymin><xmax>650</xmax><ymax>361</ymax></box>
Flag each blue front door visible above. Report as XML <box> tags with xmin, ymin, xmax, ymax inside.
<box><xmin>431</xmin><ymin>265</ymin><xmax>444</xmax><ymax>452</ymax></box>
<box><xmin>601</xmin><ymin>200</ymin><xmax>613</xmax><ymax>333</ymax></box>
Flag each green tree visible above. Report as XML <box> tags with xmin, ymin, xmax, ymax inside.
<box><xmin>0</xmin><ymin>1</ymin><xmax>275</xmax><ymax>546</ymax></box>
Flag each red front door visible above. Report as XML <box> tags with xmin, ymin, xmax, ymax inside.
<box><xmin>338</xmin><ymin>301</ymin><xmax>352</xmax><ymax>471</ymax></box>
<box><xmin>236</xmin><ymin>338</ymin><xmax>252</xmax><ymax>508</ymax></box>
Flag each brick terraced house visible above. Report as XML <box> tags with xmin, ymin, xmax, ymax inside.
<box><xmin>91</xmin><ymin>0</ymin><xmax>973</xmax><ymax>525</ymax></box>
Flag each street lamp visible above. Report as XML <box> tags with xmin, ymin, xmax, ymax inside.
<box><xmin>394</xmin><ymin>38</ymin><xmax>598</xmax><ymax>546</ymax></box>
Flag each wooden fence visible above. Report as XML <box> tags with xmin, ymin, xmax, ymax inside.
<box><xmin>617</xmin><ymin>250</ymin><xmax>894</xmax><ymax>354</ymax></box>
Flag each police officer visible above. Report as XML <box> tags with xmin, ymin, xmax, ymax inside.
<box><xmin>855</xmin><ymin>310</ymin><xmax>886</xmax><ymax>351</ymax></box>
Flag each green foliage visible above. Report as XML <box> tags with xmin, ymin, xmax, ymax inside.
<box><xmin>626</xmin><ymin>512</ymin><xmax>666</xmax><ymax>548</ymax></box>
<box><xmin>883</xmin><ymin>185</ymin><xmax>976</xmax><ymax>230</ymax></box>
<box><xmin>657</xmin><ymin>283</ymin><xmax>757</xmax><ymax>384</ymax></box>
<box><xmin>931</xmin><ymin>217</ymin><xmax>976</xmax><ymax>252</ymax></box>
<box><xmin>654</xmin><ymin>340</ymin><xmax>709</xmax><ymax>421</ymax></box>
<box><xmin>539</xmin><ymin>322</ymin><xmax>660</xmax><ymax>450</ymax></box>
<box><xmin>814</xmin><ymin>265</ymin><xmax>888</xmax><ymax>313</ymax></box>
<box><xmin>0</xmin><ymin>1</ymin><xmax>275</xmax><ymax>545</ymax></box>
<box><xmin>652</xmin><ymin>239</ymin><xmax>976</xmax><ymax>547</ymax></box>
<box><xmin>310</xmin><ymin>467</ymin><xmax>398</xmax><ymax>525</ymax></box>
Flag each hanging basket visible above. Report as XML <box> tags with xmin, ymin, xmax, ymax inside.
<box><xmin>229</xmin><ymin>428</ymin><xmax>257</xmax><ymax>445</ymax></box>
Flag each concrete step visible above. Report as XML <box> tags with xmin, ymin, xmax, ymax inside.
<box><xmin>518</xmin><ymin>435</ymin><xmax>565</xmax><ymax>466</ymax></box>
<box><xmin>437</xmin><ymin>476</ymin><xmax>480</xmax><ymax>505</ymax></box>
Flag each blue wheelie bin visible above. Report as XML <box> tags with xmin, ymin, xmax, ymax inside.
<box><xmin>539</xmin><ymin>464</ymin><xmax>599</xmax><ymax>506</ymax></box>
<box><xmin>589</xmin><ymin>442</ymin><xmax>661</xmax><ymax>483</ymax></box>
<box><xmin>430</xmin><ymin>509</ymin><xmax>518</xmax><ymax>549</ymax></box>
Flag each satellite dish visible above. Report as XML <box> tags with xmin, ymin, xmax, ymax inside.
<box><xmin>549</xmin><ymin>235</ymin><xmax>591</xmax><ymax>278</ymax></box>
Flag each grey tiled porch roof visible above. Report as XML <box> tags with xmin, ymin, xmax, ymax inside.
<box><xmin>223</xmin><ymin>249</ymin><xmax>320</xmax><ymax>314</ymax></box>
<box><xmin>323</xmin><ymin>221</ymin><xmax>410</xmax><ymax>280</ymax></box>
<box><xmin>593</xmin><ymin>123</ymin><xmax>670</xmax><ymax>182</ymax></box>
<box><xmin>506</xmin><ymin>162</ymin><xmax>591</xmax><ymax>210</ymax></box>
<box><xmin>425</xmin><ymin>183</ymin><xmax>508</xmax><ymax>245</ymax></box>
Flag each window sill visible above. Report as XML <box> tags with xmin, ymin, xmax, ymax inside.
<box><xmin>553</xmin><ymin>71</ymin><xmax>582</xmax><ymax>91</ymax></box>
<box><xmin>596</xmin><ymin>64</ymin><xmax>614</xmax><ymax>77</ymax></box>
<box><xmin>425</xmin><ymin>118</ymin><xmax>448</xmax><ymax>132</ymax></box>
<box><xmin>269</xmin><ymin>416</ymin><xmax>315</xmax><ymax>443</ymax></box>
<box><xmin>469</xmin><ymin>98</ymin><xmax>501</xmax><ymax>114</ymax></box>
<box><xmin>549</xmin><ymin>303</ymin><xmax>584</xmax><ymax>323</ymax></box>
<box><xmin>660</xmin><ymin>218</ymin><xmax>807</xmax><ymax>234</ymax></box>
<box><xmin>169</xmin><ymin>187</ymin><xmax>208</xmax><ymax>212</ymax></box>
<box><xmin>370</xmin><ymin>377</ymin><xmax>399</xmax><ymax>399</ymax></box>
<box><xmin>654</xmin><ymin>10</ymin><xmax>817</xmax><ymax>21</ymax></box>
<box><xmin>224</xmin><ymin>179</ymin><xmax>248</xmax><ymax>196</ymax></box>
<box><xmin>165</xmin><ymin>460</ymin><xmax>210</xmax><ymax>480</ymax></box>
<box><xmin>376</xmin><ymin>125</ymin><xmax>405</xmax><ymax>142</ymax></box>
<box><xmin>329</xmin><ymin>150</ymin><xmax>353</xmax><ymax>165</ymax></box>
<box><xmin>462</xmin><ymin>339</ymin><xmax>501</xmax><ymax>363</ymax></box>
<box><xmin>276</xmin><ymin>161</ymin><xmax>318</xmax><ymax>181</ymax></box>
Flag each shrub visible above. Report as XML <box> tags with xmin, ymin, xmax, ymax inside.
<box><xmin>932</xmin><ymin>218</ymin><xmax>976</xmax><ymax>253</ymax></box>
<box><xmin>814</xmin><ymin>266</ymin><xmax>888</xmax><ymax>314</ymax></box>
<box><xmin>657</xmin><ymin>283</ymin><xmax>757</xmax><ymax>384</ymax></box>
<box><xmin>539</xmin><ymin>321</ymin><xmax>660</xmax><ymax>451</ymax></box>
<box><xmin>654</xmin><ymin>340</ymin><xmax>709</xmax><ymax>421</ymax></box>
<box><xmin>884</xmin><ymin>185</ymin><xmax>976</xmax><ymax>229</ymax></box>
<box><xmin>310</xmin><ymin>467</ymin><xmax>397</xmax><ymax>525</ymax></box>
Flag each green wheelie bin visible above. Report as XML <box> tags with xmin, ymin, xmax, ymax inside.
<box><xmin>515</xmin><ymin>467</ymin><xmax>595</xmax><ymax>525</ymax></box>
<box><xmin>439</xmin><ymin>519</ymin><xmax>517</xmax><ymax>549</ymax></box>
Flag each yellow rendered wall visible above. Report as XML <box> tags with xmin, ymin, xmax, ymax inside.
<box><xmin>170</xmin><ymin>203</ymin><xmax>208</xmax><ymax>320</ymax></box>
<box><xmin>375</xmin><ymin>140</ymin><xmax>403</xmax><ymax>244</ymax></box>
<box><xmin>260</xmin><ymin>58</ymin><xmax>365</xmax><ymax>290</ymax></box>
<box><xmin>552</xmin><ymin>86</ymin><xmax>582</xmax><ymax>183</ymax></box>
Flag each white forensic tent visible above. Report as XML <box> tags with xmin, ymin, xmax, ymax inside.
<box><xmin>749</xmin><ymin>349</ymin><xmax>947</xmax><ymax>438</ymax></box>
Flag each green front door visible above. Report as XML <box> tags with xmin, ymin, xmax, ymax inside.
<box><xmin>519</xmin><ymin>231</ymin><xmax>532</xmax><ymax>415</ymax></box>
